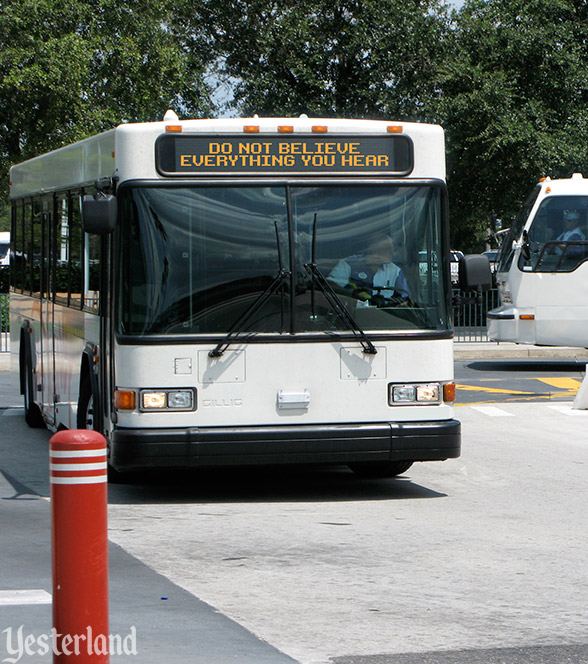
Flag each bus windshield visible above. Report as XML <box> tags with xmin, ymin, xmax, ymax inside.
<box><xmin>521</xmin><ymin>195</ymin><xmax>588</xmax><ymax>272</ymax></box>
<box><xmin>118</xmin><ymin>184</ymin><xmax>450</xmax><ymax>338</ymax></box>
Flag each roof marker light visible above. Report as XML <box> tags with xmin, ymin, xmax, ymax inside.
<box><xmin>243</xmin><ymin>125</ymin><xmax>260</xmax><ymax>133</ymax></box>
<box><xmin>312</xmin><ymin>125</ymin><xmax>328</xmax><ymax>133</ymax></box>
<box><xmin>278</xmin><ymin>125</ymin><xmax>294</xmax><ymax>133</ymax></box>
<box><xmin>165</xmin><ymin>125</ymin><xmax>182</xmax><ymax>133</ymax></box>
<box><xmin>387</xmin><ymin>125</ymin><xmax>403</xmax><ymax>133</ymax></box>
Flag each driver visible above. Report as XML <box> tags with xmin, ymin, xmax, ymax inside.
<box><xmin>327</xmin><ymin>233</ymin><xmax>410</xmax><ymax>305</ymax></box>
<box><xmin>557</xmin><ymin>209</ymin><xmax>586</xmax><ymax>242</ymax></box>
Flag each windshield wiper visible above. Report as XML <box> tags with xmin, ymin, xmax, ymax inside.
<box><xmin>208</xmin><ymin>269</ymin><xmax>290</xmax><ymax>357</ymax></box>
<box><xmin>303</xmin><ymin>263</ymin><xmax>377</xmax><ymax>354</ymax></box>
<box><xmin>209</xmin><ymin>220</ymin><xmax>289</xmax><ymax>358</ymax></box>
<box><xmin>304</xmin><ymin>213</ymin><xmax>377</xmax><ymax>355</ymax></box>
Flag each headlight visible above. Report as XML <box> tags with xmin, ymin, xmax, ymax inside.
<box><xmin>391</xmin><ymin>385</ymin><xmax>417</xmax><ymax>403</ymax></box>
<box><xmin>389</xmin><ymin>382</ymin><xmax>441</xmax><ymax>406</ymax></box>
<box><xmin>139</xmin><ymin>389</ymin><xmax>196</xmax><ymax>412</ymax></box>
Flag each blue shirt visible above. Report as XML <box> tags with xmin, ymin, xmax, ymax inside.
<box><xmin>328</xmin><ymin>256</ymin><xmax>410</xmax><ymax>301</ymax></box>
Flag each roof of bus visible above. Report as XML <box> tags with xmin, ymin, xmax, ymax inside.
<box><xmin>537</xmin><ymin>173</ymin><xmax>588</xmax><ymax>193</ymax></box>
<box><xmin>9</xmin><ymin>115</ymin><xmax>445</xmax><ymax>198</ymax></box>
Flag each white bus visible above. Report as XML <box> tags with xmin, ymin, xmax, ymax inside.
<box><xmin>488</xmin><ymin>173</ymin><xmax>588</xmax><ymax>347</ymax></box>
<box><xmin>10</xmin><ymin>114</ymin><xmax>486</xmax><ymax>477</ymax></box>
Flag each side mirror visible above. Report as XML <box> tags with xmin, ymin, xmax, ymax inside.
<box><xmin>82</xmin><ymin>194</ymin><xmax>117</xmax><ymax>235</ymax></box>
<box><xmin>520</xmin><ymin>230</ymin><xmax>531</xmax><ymax>261</ymax></box>
<box><xmin>458</xmin><ymin>254</ymin><xmax>493</xmax><ymax>292</ymax></box>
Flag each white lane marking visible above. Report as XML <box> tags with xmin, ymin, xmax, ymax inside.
<box><xmin>470</xmin><ymin>405</ymin><xmax>514</xmax><ymax>417</ymax></box>
<box><xmin>0</xmin><ymin>589</ymin><xmax>52</xmax><ymax>606</ymax></box>
<box><xmin>1</xmin><ymin>408</ymin><xmax>24</xmax><ymax>417</ymax></box>
<box><xmin>549</xmin><ymin>404</ymin><xmax>588</xmax><ymax>417</ymax></box>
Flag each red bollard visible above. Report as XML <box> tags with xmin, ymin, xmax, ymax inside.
<box><xmin>50</xmin><ymin>430</ymin><xmax>109</xmax><ymax>662</ymax></box>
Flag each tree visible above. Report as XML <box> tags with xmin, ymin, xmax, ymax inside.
<box><xmin>202</xmin><ymin>0</ymin><xmax>452</xmax><ymax>120</ymax></box>
<box><xmin>435</xmin><ymin>0</ymin><xmax>588</xmax><ymax>250</ymax></box>
<box><xmin>0</xmin><ymin>0</ymin><xmax>214</xmax><ymax>221</ymax></box>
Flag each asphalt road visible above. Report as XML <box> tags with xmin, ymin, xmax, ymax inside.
<box><xmin>2</xmin><ymin>350</ymin><xmax>588</xmax><ymax>663</ymax></box>
<box><xmin>455</xmin><ymin>357</ymin><xmax>587</xmax><ymax>404</ymax></box>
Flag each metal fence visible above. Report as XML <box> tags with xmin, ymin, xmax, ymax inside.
<box><xmin>453</xmin><ymin>287</ymin><xmax>500</xmax><ymax>342</ymax></box>
<box><xmin>0</xmin><ymin>287</ymin><xmax>500</xmax><ymax>353</ymax></box>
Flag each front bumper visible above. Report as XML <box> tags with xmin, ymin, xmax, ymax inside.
<box><xmin>109</xmin><ymin>419</ymin><xmax>461</xmax><ymax>470</ymax></box>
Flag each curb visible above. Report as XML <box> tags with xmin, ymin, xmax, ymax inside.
<box><xmin>454</xmin><ymin>343</ymin><xmax>588</xmax><ymax>360</ymax></box>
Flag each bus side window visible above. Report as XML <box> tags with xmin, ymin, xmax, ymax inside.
<box><xmin>85</xmin><ymin>233</ymin><xmax>100</xmax><ymax>311</ymax></box>
<box><xmin>70</xmin><ymin>196</ymin><xmax>83</xmax><ymax>309</ymax></box>
<box><xmin>11</xmin><ymin>201</ymin><xmax>23</xmax><ymax>292</ymax></box>
<box><xmin>23</xmin><ymin>201</ymin><xmax>32</xmax><ymax>294</ymax></box>
<box><xmin>32</xmin><ymin>200</ymin><xmax>42</xmax><ymax>297</ymax></box>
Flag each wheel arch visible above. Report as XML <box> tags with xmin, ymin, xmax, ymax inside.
<box><xmin>78</xmin><ymin>343</ymin><xmax>102</xmax><ymax>430</ymax></box>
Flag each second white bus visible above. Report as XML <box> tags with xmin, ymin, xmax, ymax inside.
<box><xmin>488</xmin><ymin>173</ymin><xmax>588</xmax><ymax>348</ymax></box>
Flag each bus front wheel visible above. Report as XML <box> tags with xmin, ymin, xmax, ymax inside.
<box><xmin>348</xmin><ymin>460</ymin><xmax>413</xmax><ymax>478</ymax></box>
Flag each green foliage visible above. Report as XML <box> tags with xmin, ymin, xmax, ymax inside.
<box><xmin>0</xmin><ymin>0</ymin><xmax>214</xmax><ymax>202</ymax></box>
<box><xmin>435</xmin><ymin>0</ymin><xmax>588</xmax><ymax>250</ymax></box>
<box><xmin>202</xmin><ymin>0</ymin><xmax>451</xmax><ymax>120</ymax></box>
<box><xmin>0</xmin><ymin>271</ymin><xmax>8</xmax><ymax>296</ymax></box>
<box><xmin>3</xmin><ymin>0</ymin><xmax>588</xmax><ymax>252</ymax></box>
<box><xmin>0</xmin><ymin>201</ymin><xmax>9</xmax><ymax>231</ymax></box>
<box><xmin>0</xmin><ymin>295</ymin><xmax>8</xmax><ymax>334</ymax></box>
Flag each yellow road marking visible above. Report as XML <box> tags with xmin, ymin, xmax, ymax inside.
<box><xmin>535</xmin><ymin>377</ymin><xmax>582</xmax><ymax>391</ymax></box>
<box><xmin>455</xmin><ymin>384</ymin><xmax>536</xmax><ymax>395</ymax></box>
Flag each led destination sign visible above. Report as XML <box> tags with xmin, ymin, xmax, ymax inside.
<box><xmin>156</xmin><ymin>134</ymin><xmax>413</xmax><ymax>176</ymax></box>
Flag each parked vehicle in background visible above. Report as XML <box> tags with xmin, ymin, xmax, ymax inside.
<box><xmin>450</xmin><ymin>250</ymin><xmax>464</xmax><ymax>284</ymax></box>
<box><xmin>482</xmin><ymin>250</ymin><xmax>499</xmax><ymax>273</ymax></box>
<box><xmin>488</xmin><ymin>173</ymin><xmax>588</xmax><ymax>347</ymax></box>
<box><xmin>0</xmin><ymin>232</ymin><xmax>10</xmax><ymax>267</ymax></box>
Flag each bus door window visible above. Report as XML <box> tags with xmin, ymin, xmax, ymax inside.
<box><xmin>69</xmin><ymin>195</ymin><xmax>83</xmax><ymax>308</ymax></box>
<box><xmin>42</xmin><ymin>199</ymin><xmax>54</xmax><ymax>302</ymax></box>
<box><xmin>55</xmin><ymin>195</ymin><xmax>70</xmax><ymax>305</ymax></box>
<box><xmin>84</xmin><ymin>233</ymin><xmax>101</xmax><ymax>311</ymax></box>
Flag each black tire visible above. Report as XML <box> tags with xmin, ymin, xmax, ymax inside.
<box><xmin>77</xmin><ymin>375</ymin><xmax>128</xmax><ymax>483</ymax></box>
<box><xmin>348</xmin><ymin>460</ymin><xmax>413</xmax><ymax>478</ymax></box>
<box><xmin>22</xmin><ymin>341</ymin><xmax>45</xmax><ymax>429</ymax></box>
<box><xmin>76</xmin><ymin>375</ymin><xmax>95</xmax><ymax>430</ymax></box>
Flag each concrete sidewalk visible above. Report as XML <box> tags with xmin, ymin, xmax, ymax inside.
<box><xmin>454</xmin><ymin>341</ymin><xmax>588</xmax><ymax>360</ymax></box>
<box><xmin>0</xmin><ymin>353</ymin><xmax>299</xmax><ymax>663</ymax></box>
